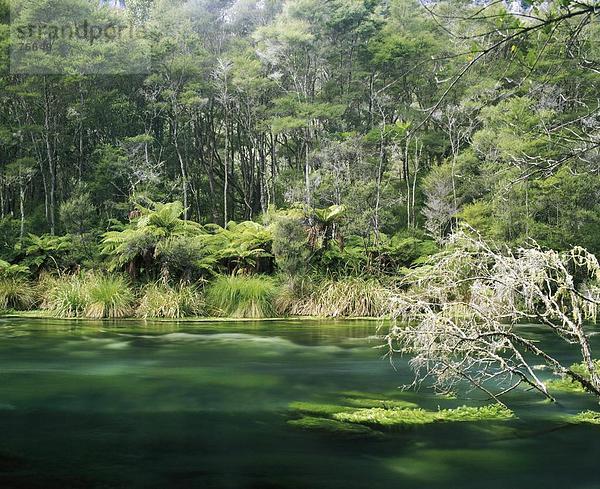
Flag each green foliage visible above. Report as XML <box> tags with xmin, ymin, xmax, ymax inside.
<box><xmin>279</xmin><ymin>276</ymin><xmax>391</xmax><ymax>317</ymax></box>
<box><xmin>43</xmin><ymin>274</ymin><xmax>89</xmax><ymax>318</ymax></box>
<box><xmin>0</xmin><ymin>277</ymin><xmax>36</xmax><ymax>310</ymax></box>
<box><xmin>570</xmin><ymin>411</ymin><xmax>600</xmax><ymax>425</ymax></box>
<box><xmin>101</xmin><ymin>202</ymin><xmax>203</xmax><ymax>278</ymax></box>
<box><xmin>547</xmin><ymin>361</ymin><xmax>600</xmax><ymax>394</ymax></box>
<box><xmin>59</xmin><ymin>192</ymin><xmax>97</xmax><ymax>235</ymax></box>
<box><xmin>0</xmin><ymin>259</ymin><xmax>29</xmax><ymax>278</ymax></box>
<box><xmin>17</xmin><ymin>234</ymin><xmax>74</xmax><ymax>274</ymax></box>
<box><xmin>42</xmin><ymin>272</ymin><xmax>134</xmax><ymax>318</ymax></box>
<box><xmin>272</xmin><ymin>215</ymin><xmax>310</xmax><ymax>275</ymax></box>
<box><xmin>137</xmin><ymin>283</ymin><xmax>204</xmax><ymax>318</ymax></box>
<box><xmin>334</xmin><ymin>404</ymin><xmax>514</xmax><ymax>426</ymax></box>
<box><xmin>85</xmin><ymin>274</ymin><xmax>134</xmax><ymax>319</ymax></box>
<box><xmin>205</xmin><ymin>275</ymin><xmax>280</xmax><ymax>318</ymax></box>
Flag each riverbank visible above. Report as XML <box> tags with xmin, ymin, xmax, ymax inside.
<box><xmin>1</xmin><ymin>310</ymin><xmax>386</xmax><ymax>323</ymax></box>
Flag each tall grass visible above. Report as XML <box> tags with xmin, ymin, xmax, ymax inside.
<box><xmin>137</xmin><ymin>283</ymin><xmax>203</xmax><ymax>318</ymax></box>
<box><xmin>43</xmin><ymin>274</ymin><xmax>88</xmax><ymax>317</ymax></box>
<box><xmin>43</xmin><ymin>272</ymin><xmax>134</xmax><ymax>318</ymax></box>
<box><xmin>0</xmin><ymin>278</ymin><xmax>36</xmax><ymax>310</ymax></box>
<box><xmin>85</xmin><ymin>274</ymin><xmax>134</xmax><ymax>319</ymax></box>
<box><xmin>278</xmin><ymin>276</ymin><xmax>391</xmax><ymax>318</ymax></box>
<box><xmin>206</xmin><ymin>275</ymin><xmax>279</xmax><ymax>318</ymax></box>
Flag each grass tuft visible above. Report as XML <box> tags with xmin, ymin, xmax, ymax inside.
<box><xmin>0</xmin><ymin>277</ymin><xmax>36</xmax><ymax>310</ymax></box>
<box><xmin>206</xmin><ymin>275</ymin><xmax>279</xmax><ymax>318</ymax></box>
<box><xmin>278</xmin><ymin>276</ymin><xmax>391</xmax><ymax>317</ymax></box>
<box><xmin>137</xmin><ymin>283</ymin><xmax>203</xmax><ymax>318</ymax></box>
<box><xmin>42</xmin><ymin>272</ymin><xmax>134</xmax><ymax>318</ymax></box>
<box><xmin>84</xmin><ymin>274</ymin><xmax>134</xmax><ymax>319</ymax></box>
<box><xmin>43</xmin><ymin>274</ymin><xmax>89</xmax><ymax>317</ymax></box>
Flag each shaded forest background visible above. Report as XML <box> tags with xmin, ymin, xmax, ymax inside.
<box><xmin>1</xmin><ymin>0</ymin><xmax>599</xmax><ymax>277</ymax></box>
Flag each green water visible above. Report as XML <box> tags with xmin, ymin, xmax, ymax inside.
<box><xmin>0</xmin><ymin>318</ymin><xmax>599</xmax><ymax>488</ymax></box>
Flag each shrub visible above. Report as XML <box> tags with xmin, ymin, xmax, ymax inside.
<box><xmin>85</xmin><ymin>274</ymin><xmax>134</xmax><ymax>319</ymax></box>
<box><xmin>0</xmin><ymin>277</ymin><xmax>36</xmax><ymax>310</ymax></box>
<box><xmin>205</xmin><ymin>275</ymin><xmax>279</xmax><ymax>318</ymax></box>
<box><xmin>137</xmin><ymin>283</ymin><xmax>203</xmax><ymax>318</ymax></box>
<box><xmin>272</xmin><ymin>216</ymin><xmax>310</xmax><ymax>275</ymax></box>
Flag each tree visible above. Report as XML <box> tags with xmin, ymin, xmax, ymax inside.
<box><xmin>388</xmin><ymin>229</ymin><xmax>600</xmax><ymax>402</ymax></box>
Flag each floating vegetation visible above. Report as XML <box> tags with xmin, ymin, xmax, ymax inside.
<box><xmin>335</xmin><ymin>407</ymin><xmax>437</xmax><ymax>426</ymax></box>
<box><xmin>569</xmin><ymin>411</ymin><xmax>600</xmax><ymax>425</ymax></box>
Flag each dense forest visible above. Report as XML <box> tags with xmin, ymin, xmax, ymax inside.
<box><xmin>0</xmin><ymin>0</ymin><xmax>599</xmax><ymax>318</ymax></box>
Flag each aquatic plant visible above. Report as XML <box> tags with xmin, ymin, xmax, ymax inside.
<box><xmin>205</xmin><ymin>275</ymin><xmax>279</xmax><ymax>318</ymax></box>
<box><xmin>547</xmin><ymin>361</ymin><xmax>600</xmax><ymax>394</ymax></box>
<box><xmin>343</xmin><ymin>398</ymin><xmax>418</xmax><ymax>409</ymax></box>
<box><xmin>334</xmin><ymin>404</ymin><xmax>514</xmax><ymax>427</ymax></box>
<box><xmin>288</xmin><ymin>402</ymin><xmax>355</xmax><ymax>416</ymax></box>
<box><xmin>288</xmin><ymin>416</ymin><xmax>382</xmax><ymax>438</ymax></box>
<box><xmin>0</xmin><ymin>277</ymin><xmax>36</xmax><ymax>310</ymax></box>
<box><xmin>84</xmin><ymin>274</ymin><xmax>134</xmax><ymax>319</ymax></box>
<box><xmin>137</xmin><ymin>283</ymin><xmax>204</xmax><ymax>318</ymax></box>
<box><xmin>570</xmin><ymin>410</ymin><xmax>600</xmax><ymax>425</ymax></box>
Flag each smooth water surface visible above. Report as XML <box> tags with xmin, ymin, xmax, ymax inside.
<box><xmin>0</xmin><ymin>318</ymin><xmax>598</xmax><ymax>488</ymax></box>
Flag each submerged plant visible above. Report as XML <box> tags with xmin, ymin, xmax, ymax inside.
<box><xmin>137</xmin><ymin>283</ymin><xmax>203</xmax><ymax>318</ymax></box>
<box><xmin>547</xmin><ymin>361</ymin><xmax>600</xmax><ymax>394</ymax></box>
<box><xmin>288</xmin><ymin>416</ymin><xmax>382</xmax><ymax>439</ymax></box>
<box><xmin>288</xmin><ymin>396</ymin><xmax>514</xmax><ymax>436</ymax></box>
<box><xmin>570</xmin><ymin>411</ymin><xmax>600</xmax><ymax>425</ymax></box>
<box><xmin>205</xmin><ymin>275</ymin><xmax>279</xmax><ymax>318</ymax></box>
